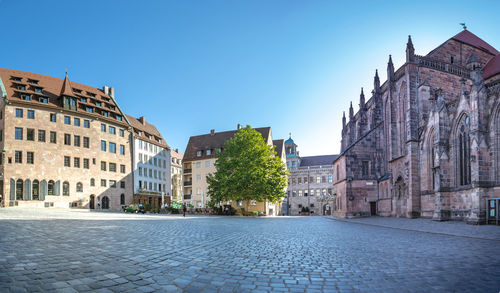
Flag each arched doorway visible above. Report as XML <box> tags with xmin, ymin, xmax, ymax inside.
<box><xmin>101</xmin><ymin>196</ymin><xmax>110</xmax><ymax>209</ymax></box>
<box><xmin>323</xmin><ymin>204</ymin><xmax>331</xmax><ymax>215</ymax></box>
<box><xmin>393</xmin><ymin>176</ymin><xmax>407</xmax><ymax>217</ymax></box>
<box><xmin>89</xmin><ymin>195</ymin><xmax>95</xmax><ymax>209</ymax></box>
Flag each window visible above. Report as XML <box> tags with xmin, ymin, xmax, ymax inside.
<box><xmin>120</xmin><ymin>145</ymin><xmax>125</xmax><ymax>155</ymax></box>
<box><xmin>116</xmin><ymin>116</ymin><xmax>122</xmax><ymax>121</ymax></box>
<box><xmin>21</xmin><ymin>94</ymin><xmax>31</xmax><ymax>101</ymax></box>
<box><xmin>298</xmin><ymin>190</ymin><xmax>303</xmax><ymax>197</ymax></box>
<box><xmin>83</xmin><ymin>137</ymin><xmax>89</xmax><ymax>148</ymax></box>
<box><xmin>206</xmin><ymin>149</ymin><xmax>212</xmax><ymax>156</ymax></box>
<box><xmin>64</xmin><ymin>134</ymin><xmax>71</xmax><ymax>145</ymax></box>
<box><xmin>26</xmin><ymin>128</ymin><xmax>34</xmax><ymax>141</ymax></box>
<box><xmin>362</xmin><ymin>161</ymin><xmax>369</xmax><ymax>176</ymax></box>
<box><xmin>139</xmin><ymin>167</ymin><xmax>142</xmax><ymax>176</ymax></box>
<box><xmin>15</xmin><ymin>151</ymin><xmax>22</xmax><ymax>163</ymax></box>
<box><xmin>63</xmin><ymin>182</ymin><xmax>70</xmax><ymax>196</ymax></box>
<box><xmin>154</xmin><ymin>158</ymin><xmax>157</xmax><ymax>166</ymax></box>
<box><xmin>50</xmin><ymin>113</ymin><xmax>56</xmax><ymax>122</ymax></box>
<box><xmin>109</xmin><ymin>142</ymin><xmax>116</xmax><ymax>153</ymax></box>
<box><xmin>76</xmin><ymin>182</ymin><xmax>83</xmax><ymax>192</ymax></box>
<box><xmin>80</xmin><ymin>97</ymin><xmax>87</xmax><ymax>103</ymax></box>
<box><xmin>101</xmin><ymin>140</ymin><xmax>106</xmax><ymax>151</ymax></box>
<box><xmin>154</xmin><ymin>170</ymin><xmax>157</xmax><ymax>179</ymax></box>
<box><xmin>101</xmin><ymin>179</ymin><xmax>106</xmax><ymax>187</ymax></box>
<box><xmin>328</xmin><ymin>175</ymin><xmax>333</xmax><ymax>183</ymax></box>
<box><xmin>120</xmin><ymin>164</ymin><xmax>125</xmax><ymax>174</ymax></box>
<box><xmin>84</xmin><ymin>158</ymin><xmax>89</xmax><ymax>169</ymax></box>
<box><xmin>322</xmin><ymin>176</ymin><xmax>326</xmax><ymax>183</ymax></box>
<box><xmin>196</xmin><ymin>151</ymin><xmax>202</xmax><ymax>157</ymax></box>
<box><xmin>90</xmin><ymin>178</ymin><xmax>95</xmax><ymax>186</ymax></box>
<box><xmin>34</xmin><ymin>87</ymin><xmax>43</xmax><ymax>93</ymax></box>
<box><xmin>316</xmin><ymin>176</ymin><xmax>320</xmax><ymax>183</ymax></box>
<box><xmin>205</xmin><ymin>161</ymin><xmax>210</xmax><ymax>168</ymax></box>
<box><xmin>292</xmin><ymin>161</ymin><xmax>297</xmax><ymax>168</ymax></box>
<box><xmin>196</xmin><ymin>174</ymin><xmax>201</xmax><ymax>182</ymax></box>
<box><xmin>27</xmin><ymin>152</ymin><xmax>34</xmax><ymax>164</ymax></box>
<box><xmin>15</xmin><ymin>128</ymin><xmax>23</xmax><ymax>140</ymax></box>
<box><xmin>149</xmin><ymin>169</ymin><xmax>152</xmax><ymax>177</ymax></box>
<box><xmin>298</xmin><ymin>177</ymin><xmax>302</xmax><ymax>184</ymax></box>
<box><xmin>457</xmin><ymin>115</ymin><xmax>471</xmax><ymax>186</ymax></box>
<box><xmin>64</xmin><ymin>156</ymin><xmax>70</xmax><ymax>167</ymax></box>
<box><xmin>74</xmin><ymin>135</ymin><xmax>81</xmax><ymax>147</ymax></box>
<box><xmin>50</xmin><ymin>131</ymin><xmax>57</xmax><ymax>143</ymax></box>
<box><xmin>48</xmin><ymin>180</ymin><xmax>55</xmax><ymax>195</ymax></box>
<box><xmin>109</xmin><ymin>163</ymin><xmax>116</xmax><ymax>172</ymax></box>
<box><xmin>109</xmin><ymin>126</ymin><xmax>116</xmax><ymax>135</ymax></box>
<box><xmin>39</xmin><ymin>97</ymin><xmax>48</xmax><ymax>103</ymax></box>
<box><xmin>27</xmin><ymin>110</ymin><xmax>35</xmax><ymax>119</ymax></box>
<box><xmin>74</xmin><ymin>118</ymin><xmax>80</xmax><ymax>126</ymax></box>
<box><xmin>139</xmin><ymin>153</ymin><xmax>143</xmax><ymax>163</ymax></box>
<box><xmin>310</xmin><ymin>189</ymin><xmax>315</xmax><ymax>196</ymax></box>
<box><xmin>15</xmin><ymin>108</ymin><xmax>23</xmax><ymax>118</ymax></box>
<box><xmin>120</xmin><ymin>194</ymin><xmax>125</xmax><ymax>205</ymax></box>
<box><xmin>74</xmin><ymin>157</ymin><xmax>80</xmax><ymax>168</ymax></box>
<box><xmin>101</xmin><ymin>161</ymin><xmax>106</xmax><ymax>171</ymax></box>
<box><xmin>109</xmin><ymin>180</ymin><xmax>116</xmax><ymax>188</ymax></box>
<box><xmin>16</xmin><ymin>179</ymin><xmax>23</xmax><ymax>200</ymax></box>
<box><xmin>64</xmin><ymin>116</ymin><xmax>71</xmax><ymax>125</ymax></box>
<box><xmin>83</xmin><ymin>120</ymin><xmax>90</xmax><ymax>128</ymax></box>
<box><xmin>38</xmin><ymin>130</ymin><xmax>46</xmax><ymax>142</ymax></box>
<box><xmin>101</xmin><ymin>124</ymin><xmax>106</xmax><ymax>132</ymax></box>
<box><xmin>119</xmin><ymin>129</ymin><xmax>124</xmax><ymax>137</ymax></box>
<box><xmin>86</xmin><ymin>107</ymin><xmax>94</xmax><ymax>113</ymax></box>
<box><xmin>0</xmin><ymin>130</ymin><xmax>2</xmax><ymax>142</ymax></box>
<box><xmin>196</xmin><ymin>162</ymin><xmax>201</xmax><ymax>168</ymax></box>
<box><xmin>120</xmin><ymin>181</ymin><xmax>125</xmax><ymax>189</ymax></box>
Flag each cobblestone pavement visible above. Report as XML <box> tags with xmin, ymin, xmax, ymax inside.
<box><xmin>0</xmin><ymin>209</ymin><xmax>499</xmax><ymax>293</ymax></box>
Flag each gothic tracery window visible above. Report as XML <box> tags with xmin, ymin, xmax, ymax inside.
<box><xmin>457</xmin><ymin>115</ymin><xmax>471</xmax><ymax>186</ymax></box>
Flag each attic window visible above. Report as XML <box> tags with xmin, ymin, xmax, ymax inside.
<box><xmin>102</xmin><ymin>97</ymin><xmax>110</xmax><ymax>102</ymax></box>
<box><xmin>73</xmin><ymin>88</ymin><xmax>82</xmax><ymax>94</ymax></box>
<box><xmin>101</xmin><ymin>110</ymin><xmax>109</xmax><ymax>117</ymax></box>
<box><xmin>17</xmin><ymin>85</ymin><xmax>26</xmax><ymax>91</ymax></box>
<box><xmin>95</xmin><ymin>101</ymin><xmax>102</xmax><ymax>107</ymax></box>
<box><xmin>450</xmin><ymin>56</ymin><xmax>454</xmax><ymax>64</ymax></box>
<box><xmin>138</xmin><ymin>131</ymin><xmax>142</xmax><ymax>135</ymax></box>
<box><xmin>39</xmin><ymin>97</ymin><xmax>48</xmax><ymax>103</ymax></box>
<box><xmin>206</xmin><ymin>149</ymin><xmax>212</xmax><ymax>156</ymax></box>
<box><xmin>197</xmin><ymin>151</ymin><xmax>202</xmax><ymax>157</ymax></box>
<box><xmin>148</xmin><ymin>135</ymin><xmax>152</xmax><ymax>139</ymax></box>
<box><xmin>34</xmin><ymin>87</ymin><xmax>43</xmax><ymax>94</ymax></box>
<box><xmin>28</xmin><ymin>79</ymin><xmax>39</xmax><ymax>85</ymax></box>
<box><xmin>86</xmin><ymin>106</ymin><xmax>94</xmax><ymax>113</ymax></box>
<box><xmin>21</xmin><ymin>94</ymin><xmax>31</xmax><ymax>101</ymax></box>
<box><xmin>11</xmin><ymin>76</ymin><xmax>22</xmax><ymax>82</ymax></box>
<box><xmin>81</xmin><ymin>97</ymin><xmax>88</xmax><ymax>103</ymax></box>
<box><xmin>87</xmin><ymin>92</ymin><xmax>96</xmax><ymax>97</ymax></box>
<box><xmin>116</xmin><ymin>115</ymin><xmax>122</xmax><ymax>121</ymax></box>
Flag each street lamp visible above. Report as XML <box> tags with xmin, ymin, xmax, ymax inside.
<box><xmin>307</xmin><ymin>167</ymin><xmax>310</xmax><ymax>216</ymax></box>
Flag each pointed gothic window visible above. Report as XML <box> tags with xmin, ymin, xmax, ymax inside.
<box><xmin>456</xmin><ymin>115</ymin><xmax>471</xmax><ymax>186</ymax></box>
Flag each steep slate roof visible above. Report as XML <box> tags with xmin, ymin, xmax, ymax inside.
<box><xmin>0</xmin><ymin>68</ymin><xmax>129</xmax><ymax>126</ymax></box>
<box><xmin>183</xmin><ymin>127</ymin><xmax>271</xmax><ymax>162</ymax></box>
<box><xmin>483</xmin><ymin>54</ymin><xmax>500</xmax><ymax>80</ymax></box>
<box><xmin>273</xmin><ymin>139</ymin><xmax>284</xmax><ymax>158</ymax></box>
<box><xmin>125</xmin><ymin>114</ymin><xmax>169</xmax><ymax>149</ymax></box>
<box><xmin>300</xmin><ymin>155</ymin><xmax>338</xmax><ymax>167</ymax></box>
<box><xmin>451</xmin><ymin>30</ymin><xmax>499</xmax><ymax>55</ymax></box>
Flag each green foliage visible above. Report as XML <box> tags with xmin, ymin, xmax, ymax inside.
<box><xmin>252</xmin><ymin>211</ymin><xmax>259</xmax><ymax>216</ymax></box>
<box><xmin>207</xmin><ymin>125</ymin><xmax>289</xmax><ymax>206</ymax></box>
<box><xmin>125</xmin><ymin>205</ymin><xmax>137</xmax><ymax>213</ymax></box>
<box><xmin>144</xmin><ymin>204</ymin><xmax>152</xmax><ymax>212</ymax></box>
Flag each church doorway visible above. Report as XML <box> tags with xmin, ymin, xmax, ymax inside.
<box><xmin>394</xmin><ymin>177</ymin><xmax>407</xmax><ymax>217</ymax></box>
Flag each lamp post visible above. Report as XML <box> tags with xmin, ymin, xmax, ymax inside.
<box><xmin>307</xmin><ymin>167</ymin><xmax>310</xmax><ymax>216</ymax></box>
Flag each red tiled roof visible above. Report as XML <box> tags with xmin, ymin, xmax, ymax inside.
<box><xmin>452</xmin><ymin>30</ymin><xmax>499</xmax><ymax>55</ymax></box>
<box><xmin>483</xmin><ymin>54</ymin><xmax>500</xmax><ymax>80</ymax></box>
<box><xmin>60</xmin><ymin>75</ymin><xmax>74</xmax><ymax>96</ymax></box>
<box><xmin>125</xmin><ymin>114</ymin><xmax>169</xmax><ymax>149</ymax></box>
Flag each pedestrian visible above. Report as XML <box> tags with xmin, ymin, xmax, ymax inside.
<box><xmin>182</xmin><ymin>203</ymin><xmax>187</xmax><ymax>217</ymax></box>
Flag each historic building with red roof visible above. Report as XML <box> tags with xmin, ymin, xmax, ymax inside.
<box><xmin>333</xmin><ymin>29</ymin><xmax>500</xmax><ymax>224</ymax></box>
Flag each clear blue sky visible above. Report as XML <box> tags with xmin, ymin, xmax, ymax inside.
<box><xmin>1</xmin><ymin>0</ymin><xmax>499</xmax><ymax>155</ymax></box>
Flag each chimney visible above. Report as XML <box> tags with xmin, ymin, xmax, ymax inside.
<box><xmin>139</xmin><ymin>116</ymin><xmax>146</xmax><ymax>125</ymax></box>
<box><xmin>103</xmin><ymin>86</ymin><xmax>109</xmax><ymax>96</ymax></box>
<box><xmin>110</xmin><ymin>87</ymin><xmax>115</xmax><ymax>98</ymax></box>
<box><xmin>210</xmin><ymin>129</ymin><xmax>215</xmax><ymax>136</ymax></box>
<box><xmin>175</xmin><ymin>148</ymin><xmax>178</xmax><ymax>153</ymax></box>
<box><xmin>237</xmin><ymin>124</ymin><xmax>241</xmax><ymax>130</ymax></box>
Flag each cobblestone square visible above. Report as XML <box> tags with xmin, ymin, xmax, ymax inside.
<box><xmin>0</xmin><ymin>209</ymin><xmax>499</xmax><ymax>292</ymax></box>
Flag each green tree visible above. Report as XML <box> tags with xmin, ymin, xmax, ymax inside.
<box><xmin>207</xmin><ymin>125</ymin><xmax>289</xmax><ymax>210</ymax></box>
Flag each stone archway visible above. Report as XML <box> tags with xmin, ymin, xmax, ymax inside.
<box><xmin>89</xmin><ymin>195</ymin><xmax>95</xmax><ymax>209</ymax></box>
<box><xmin>393</xmin><ymin>176</ymin><xmax>407</xmax><ymax>217</ymax></box>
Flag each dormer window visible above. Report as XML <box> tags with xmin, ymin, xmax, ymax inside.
<box><xmin>86</xmin><ymin>106</ymin><xmax>94</xmax><ymax>113</ymax></box>
<box><xmin>87</xmin><ymin>92</ymin><xmax>96</xmax><ymax>97</ymax></box>
<box><xmin>197</xmin><ymin>151</ymin><xmax>202</xmax><ymax>157</ymax></box>
<box><xmin>64</xmin><ymin>97</ymin><xmax>70</xmax><ymax>105</ymax></box>
<box><xmin>103</xmin><ymin>97</ymin><xmax>110</xmax><ymax>102</ymax></box>
<box><xmin>70</xmin><ymin>98</ymin><xmax>77</xmax><ymax>106</ymax></box>
<box><xmin>148</xmin><ymin>135</ymin><xmax>152</xmax><ymax>139</ymax></box>
<box><xmin>95</xmin><ymin>101</ymin><xmax>102</xmax><ymax>107</ymax></box>
<box><xmin>138</xmin><ymin>131</ymin><xmax>142</xmax><ymax>135</ymax></box>
<box><xmin>17</xmin><ymin>85</ymin><xmax>26</xmax><ymax>91</ymax></box>
<box><xmin>116</xmin><ymin>115</ymin><xmax>122</xmax><ymax>121</ymax></box>
<box><xmin>102</xmin><ymin>110</ymin><xmax>109</xmax><ymax>117</ymax></box>
<box><xmin>81</xmin><ymin>97</ymin><xmax>87</xmax><ymax>103</ymax></box>
<box><xmin>206</xmin><ymin>149</ymin><xmax>212</xmax><ymax>156</ymax></box>
<box><xmin>73</xmin><ymin>88</ymin><xmax>82</xmax><ymax>94</ymax></box>
<box><xmin>21</xmin><ymin>94</ymin><xmax>31</xmax><ymax>101</ymax></box>
<box><xmin>28</xmin><ymin>79</ymin><xmax>39</xmax><ymax>85</ymax></box>
<box><xmin>11</xmin><ymin>76</ymin><xmax>22</xmax><ymax>82</ymax></box>
<box><xmin>34</xmin><ymin>87</ymin><xmax>43</xmax><ymax>94</ymax></box>
<box><xmin>39</xmin><ymin>97</ymin><xmax>48</xmax><ymax>103</ymax></box>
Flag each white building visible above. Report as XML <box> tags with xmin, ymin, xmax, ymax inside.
<box><xmin>126</xmin><ymin>115</ymin><xmax>171</xmax><ymax>210</ymax></box>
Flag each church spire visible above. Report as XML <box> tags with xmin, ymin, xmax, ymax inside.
<box><xmin>374</xmin><ymin>69</ymin><xmax>380</xmax><ymax>92</ymax></box>
<box><xmin>342</xmin><ymin>111</ymin><xmax>346</xmax><ymax>129</ymax></box>
<box><xmin>349</xmin><ymin>101</ymin><xmax>354</xmax><ymax>120</ymax></box>
<box><xmin>406</xmin><ymin>35</ymin><xmax>415</xmax><ymax>62</ymax></box>
<box><xmin>359</xmin><ymin>87</ymin><xmax>365</xmax><ymax>109</ymax></box>
<box><xmin>387</xmin><ymin>55</ymin><xmax>395</xmax><ymax>82</ymax></box>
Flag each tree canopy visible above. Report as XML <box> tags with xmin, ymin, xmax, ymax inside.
<box><xmin>207</xmin><ymin>125</ymin><xmax>289</xmax><ymax>207</ymax></box>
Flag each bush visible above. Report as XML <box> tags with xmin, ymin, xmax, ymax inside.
<box><xmin>125</xmin><ymin>205</ymin><xmax>137</xmax><ymax>213</ymax></box>
<box><xmin>145</xmin><ymin>204</ymin><xmax>152</xmax><ymax>212</ymax></box>
<box><xmin>252</xmin><ymin>211</ymin><xmax>259</xmax><ymax>217</ymax></box>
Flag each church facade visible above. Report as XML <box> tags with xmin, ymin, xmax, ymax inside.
<box><xmin>333</xmin><ymin>29</ymin><xmax>500</xmax><ymax>224</ymax></box>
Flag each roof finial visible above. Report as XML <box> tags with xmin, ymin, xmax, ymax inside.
<box><xmin>65</xmin><ymin>68</ymin><xmax>68</xmax><ymax>77</ymax></box>
<box><xmin>289</xmin><ymin>132</ymin><xmax>291</xmax><ymax>139</ymax></box>
<box><xmin>460</xmin><ymin>23</ymin><xmax>467</xmax><ymax>30</ymax></box>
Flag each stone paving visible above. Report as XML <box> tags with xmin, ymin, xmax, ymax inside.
<box><xmin>0</xmin><ymin>209</ymin><xmax>499</xmax><ymax>293</ymax></box>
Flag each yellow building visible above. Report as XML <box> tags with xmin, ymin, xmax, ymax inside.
<box><xmin>182</xmin><ymin>125</ymin><xmax>286</xmax><ymax>216</ymax></box>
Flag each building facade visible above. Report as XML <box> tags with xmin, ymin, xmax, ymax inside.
<box><xmin>170</xmin><ymin>149</ymin><xmax>183</xmax><ymax>202</ymax></box>
<box><xmin>333</xmin><ymin>29</ymin><xmax>500</xmax><ymax>224</ymax></box>
<box><xmin>285</xmin><ymin>136</ymin><xmax>337</xmax><ymax>215</ymax></box>
<box><xmin>183</xmin><ymin>125</ymin><xmax>284</xmax><ymax>216</ymax></box>
<box><xmin>127</xmin><ymin>115</ymin><xmax>171</xmax><ymax>211</ymax></box>
<box><xmin>0</xmin><ymin>69</ymin><xmax>133</xmax><ymax>210</ymax></box>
